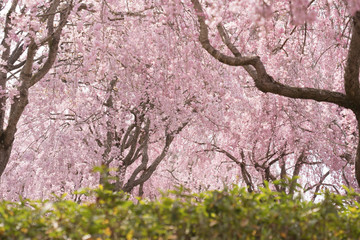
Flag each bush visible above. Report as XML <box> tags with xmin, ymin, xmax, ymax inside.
<box><xmin>0</xmin><ymin>184</ymin><xmax>360</xmax><ymax>239</ymax></box>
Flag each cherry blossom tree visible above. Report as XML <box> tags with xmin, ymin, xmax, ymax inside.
<box><xmin>0</xmin><ymin>0</ymin><xmax>200</xmax><ymax>199</ymax></box>
<box><xmin>189</xmin><ymin>0</ymin><xmax>360</xmax><ymax>188</ymax></box>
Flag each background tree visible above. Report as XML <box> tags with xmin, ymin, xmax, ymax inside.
<box><xmin>0</xmin><ymin>1</ymin><xmax>201</xmax><ymax>199</ymax></box>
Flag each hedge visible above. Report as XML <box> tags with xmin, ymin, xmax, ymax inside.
<box><xmin>0</xmin><ymin>183</ymin><xmax>360</xmax><ymax>239</ymax></box>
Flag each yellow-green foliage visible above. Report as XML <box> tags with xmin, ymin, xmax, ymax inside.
<box><xmin>0</xmin><ymin>184</ymin><xmax>360</xmax><ymax>239</ymax></box>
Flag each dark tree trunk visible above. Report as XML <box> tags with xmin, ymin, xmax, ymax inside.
<box><xmin>0</xmin><ymin>143</ymin><xmax>13</xmax><ymax>177</ymax></box>
<box><xmin>355</xmin><ymin>113</ymin><xmax>360</xmax><ymax>187</ymax></box>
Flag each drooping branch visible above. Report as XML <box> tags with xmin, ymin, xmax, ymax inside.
<box><xmin>190</xmin><ymin>0</ymin><xmax>259</xmax><ymax>67</ymax></box>
<box><xmin>191</xmin><ymin>0</ymin><xmax>355</xmax><ymax>110</ymax></box>
<box><xmin>216</xmin><ymin>24</ymin><xmax>257</xmax><ymax>79</ymax></box>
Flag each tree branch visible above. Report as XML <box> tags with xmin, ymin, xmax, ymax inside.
<box><xmin>191</xmin><ymin>0</ymin><xmax>355</xmax><ymax>110</ymax></box>
<box><xmin>30</xmin><ymin>3</ymin><xmax>71</xmax><ymax>86</ymax></box>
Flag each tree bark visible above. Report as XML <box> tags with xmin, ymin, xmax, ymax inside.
<box><xmin>0</xmin><ymin>143</ymin><xmax>13</xmax><ymax>178</ymax></box>
<box><xmin>355</xmin><ymin>113</ymin><xmax>360</xmax><ymax>187</ymax></box>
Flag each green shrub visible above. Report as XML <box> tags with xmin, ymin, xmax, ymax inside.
<box><xmin>0</xmin><ymin>184</ymin><xmax>360</xmax><ymax>239</ymax></box>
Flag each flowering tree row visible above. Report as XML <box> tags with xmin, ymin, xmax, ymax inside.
<box><xmin>0</xmin><ymin>0</ymin><xmax>358</xmax><ymax>199</ymax></box>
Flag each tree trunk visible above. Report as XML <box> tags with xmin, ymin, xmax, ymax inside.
<box><xmin>355</xmin><ymin>113</ymin><xmax>360</xmax><ymax>187</ymax></box>
<box><xmin>0</xmin><ymin>143</ymin><xmax>13</xmax><ymax>178</ymax></box>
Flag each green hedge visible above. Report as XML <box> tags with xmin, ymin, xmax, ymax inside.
<box><xmin>0</xmin><ymin>184</ymin><xmax>360</xmax><ymax>239</ymax></box>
